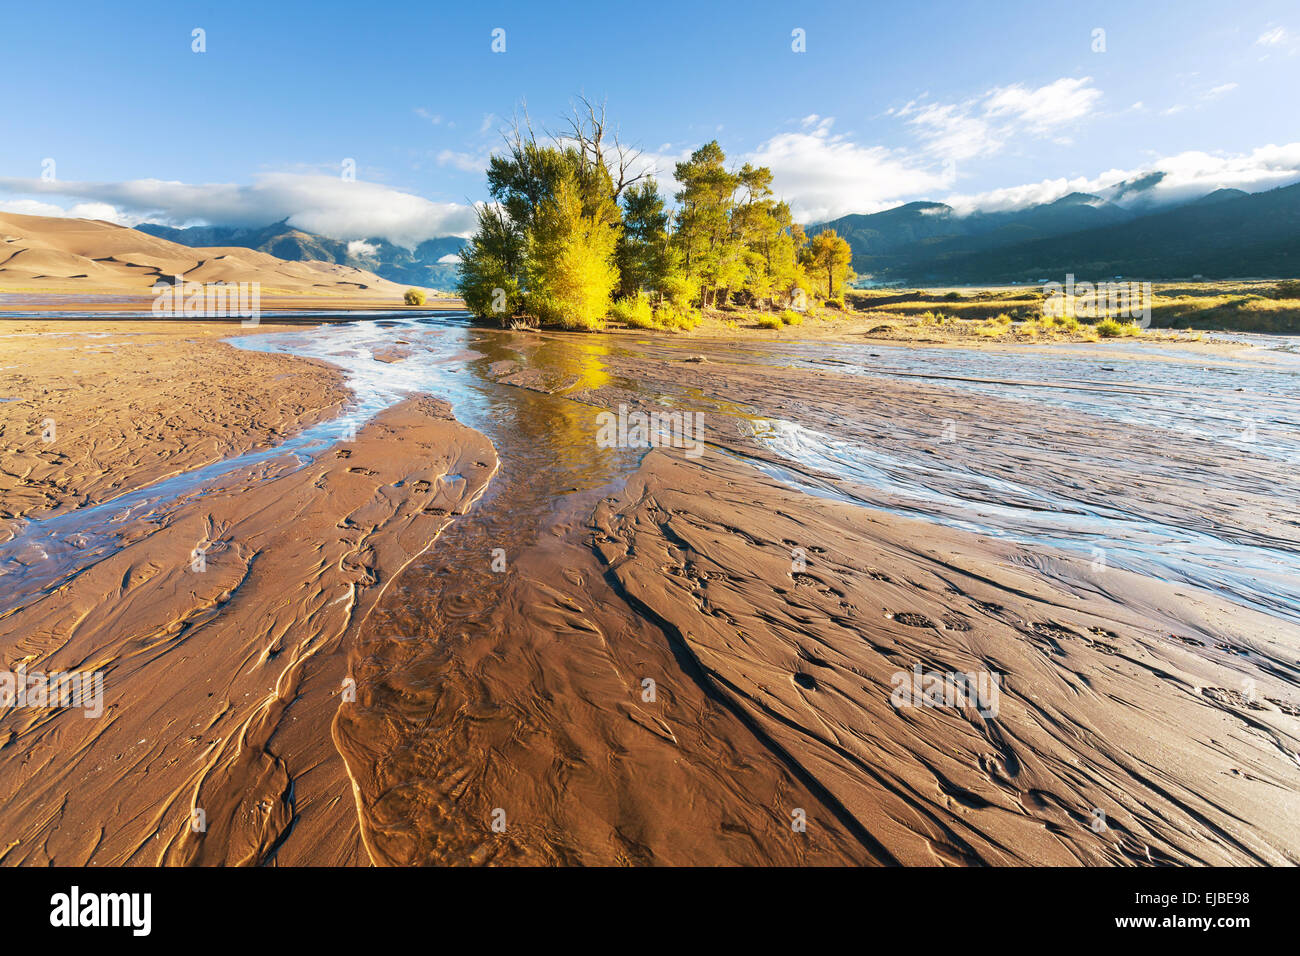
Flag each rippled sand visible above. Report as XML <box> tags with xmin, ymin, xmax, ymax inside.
<box><xmin>1</xmin><ymin>317</ymin><xmax>1297</xmax><ymax>865</ymax></box>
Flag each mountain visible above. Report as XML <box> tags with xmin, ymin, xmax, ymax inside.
<box><xmin>810</xmin><ymin>183</ymin><xmax>1300</xmax><ymax>284</ymax></box>
<box><xmin>913</xmin><ymin>182</ymin><xmax>1300</xmax><ymax>283</ymax></box>
<box><xmin>136</xmin><ymin>221</ymin><xmax>468</xmax><ymax>290</ymax></box>
<box><xmin>808</xmin><ymin>201</ymin><xmax>963</xmax><ymax>254</ymax></box>
<box><xmin>0</xmin><ymin>211</ymin><xmax>407</xmax><ymax>298</ymax></box>
<box><xmin>809</xmin><ymin>193</ymin><xmax>1137</xmax><ymax>281</ymax></box>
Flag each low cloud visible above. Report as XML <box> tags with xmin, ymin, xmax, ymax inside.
<box><xmin>941</xmin><ymin>142</ymin><xmax>1300</xmax><ymax>214</ymax></box>
<box><xmin>0</xmin><ymin>172</ymin><xmax>478</xmax><ymax>248</ymax></box>
<box><xmin>4</xmin><ymin>114</ymin><xmax>1296</xmax><ymax>243</ymax></box>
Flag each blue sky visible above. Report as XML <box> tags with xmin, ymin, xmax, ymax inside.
<box><xmin>1</xmin><ymin>0</ymin><xmax>1297</xmax><ymax>245</ymax></box>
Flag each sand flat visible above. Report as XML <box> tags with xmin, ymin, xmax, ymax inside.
<box><xmin>1</xmin><ymin>314</ymin><xmax>1296</xmax><ymax>866</ymax></box>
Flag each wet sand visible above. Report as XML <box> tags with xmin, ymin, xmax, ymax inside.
<box><xmin>0</xmin><ymin>321</ymin><xmax>348</xmax><ymax>524</ymax></box>
<box><xmin>0</xmin><ymin>316</ymin><xmax>1296</xmax><ymax>866</ymax></box>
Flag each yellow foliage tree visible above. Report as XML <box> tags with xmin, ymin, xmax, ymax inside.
<box><xmin>525</xmin><ymin>175</ymin><xmax>621</xmax><ymax>330</ymax></box>
<box><xmin>804</xmin><ymin>229</ymin><xmax>855</xmax><ymax>298</ymax></box>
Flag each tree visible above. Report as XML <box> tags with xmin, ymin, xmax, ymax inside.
<box><xmin>615</xmin><ymin>179</ymin><xmax>673</xmax><ymax>299</ymax></box>
<box><xmin>673</xmin><ymin>141</ymin><xmax>741</xmax><ymax>307</ymax></box>
<box><xmin>461</xmin><ymin>108</ymin><xmax>623</xmax><ymax>326</ymax></box>
<box><xmin>525</xmin><ymin>173</ymin><xmax>620</xmax><ymax>330</ymax></box>
<box><xmin>804</xmin><ymin>229</ymin><xmax>855</xmax><ymax>298</ymax></box>
<box><xmin>457</xmin><ymin>202</ymin><xmax>523</xmax><ymax>323</ymax></box>
<box><xmin>562</xmin><ymin>96</ymin><xmax>647</xmax><ymax>202</ymax></box>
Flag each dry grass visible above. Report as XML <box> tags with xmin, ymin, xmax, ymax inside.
<box><xmin>616</xmin><ymin>279</ymin><xmax>1297</xmax><ymax>343</ymax></box>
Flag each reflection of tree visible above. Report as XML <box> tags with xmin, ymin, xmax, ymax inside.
<box><xmin>466</xmin><ymin>332</ymin><xmax>631</xmax><ymax>494</ymax></box>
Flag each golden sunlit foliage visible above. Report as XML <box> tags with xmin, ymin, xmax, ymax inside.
<box><xmin>457</xmin><ymin>102</ymin><xmax>822</xmax><ymax>331</ymax></box>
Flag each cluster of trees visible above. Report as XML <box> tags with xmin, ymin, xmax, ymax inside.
<box><xmin>457</xmin><ymin>102</ymin><xmax>854</xmax><ymax>330</ymax></box>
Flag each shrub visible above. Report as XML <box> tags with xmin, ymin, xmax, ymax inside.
<box><xmin>524</xmin><ymin>175</ymin><xmax>618</xmax><ymax>331</ymax></box>
<box><xmin>825</xmin><ymin>298</ymin><xmax>844</xmax><ymax>310</ymax></box>
<box><xmin>403</xmin><ymin>288</ymin><xmax>427</xmax><ymax>306</ymax></box>
<box><xmin>781</xmin><ymin>309</ymin><xmax>804</xmax><ymax>326</ymax></box>
<box><xmin>1095</xmin><ymin>318</ymin><xmax>1124</xmax><ymax>337</ymax></box>
<box><xmin>460</xmin><ymin>269</ymin><xmax>520</xmax><ymax>324</ymax></box>
<box><xmin>610</xmin><ymin>293</ymin><xmax>656</xmax><ymax>329</ymax></box>
<box><xmin>661</xmin><ymin>273</ymin><xmax>701</xmax><ymax>308</ymax></box>
<box><xmin>757</xmin><ymin>314</ymin><xmax>784</xmax><ymax>330</ymax></box>
<box><xmin>657</xmin><ymin>302</ymin><xmax>701</xmax><ymax>331</ymax></box>
<box><xmin>1272</xmin><ymin>279</ymin><xmax>1300</xmax><ymax>299</ymax></box>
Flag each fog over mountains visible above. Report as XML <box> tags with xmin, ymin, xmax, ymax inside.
<box><xmin>137</xmin><ymin>220</ymin><xmax>468</xmax><ymax>291</ymax></box>
<box><xmin>136</xmin><ymin>176</ymin><xmax>1298</xmax><ymax>291</ymax></box>
<box><xmin>809</xmin><ymin>181</ymin><xmax>1299</xmax><ymax>285</ymax></box>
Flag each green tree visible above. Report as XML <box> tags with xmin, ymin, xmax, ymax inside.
<box><xmin>673</xmin><ymin>141</ymin><xmax>741</xmax><ymax>307</ymax></box>
<box><xmin>460</xmin><ymin>104</ymin><xmax>640</xmax><ymax>326</ymax></box>
<box><xmin>457</xmin><ymin>202</ymin><xmax>524</xmax><ymax>323</ymax></box>
<box><xmin>615</xmin><ymin>179</ymin><xmax>672</xmax><ymax>299</ymax></box>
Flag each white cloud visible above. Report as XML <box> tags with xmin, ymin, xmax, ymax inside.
<box><xmin>984</xmin><ymin>77</ymin><xmax>1102</xmax><ymax>129</ymax></box>
<box><xmin>0</xmin><ymin>198</ymin><xmax>135</xmax><ymax>221</ymax></box>
<box><xmin>1206</xmin><ymin>82</ymin><xmax>1239</xmax><ymax>98</ymax></box>
<box><xmin>899</xmin><ymin>100</ymin><xmax>1002</xmax><ymax>161</ymax></box>
<box><xmin>436</xmin><ymin>252</ymin><xmax>461</xmax><ymax>264</ymax></box>
<box><xmin>436</xmin><ymin>149</ymin><xmax>492</xmax><ymax>173</ymax></box>
<box><xmin>897</xmin><ymin>77</ymin><xmax>1102</xmax><ymax>162</ymax></box>
<box><xmin>941</xmin><ymin>142</ymin><xmax>1300</xmax><ymax>214</ymax></box>
<box><xmin>742</xmin><ymin>117</ymin><xmax>950</xmax><ymax>222</ymax></box>
<box><xmin>347</xmin><ymin>239</ymin><xmax>379</xmax><ymax>258</ymax></box>
<box><xmin>1257</xmin><ymin>26</ymin><xmax>1288</xmax><ymax>46</ymax></box>
<box><xmin>0</xmin><ymin>173</ymin><xmax>478</xmax><ymax>247</ymax></box>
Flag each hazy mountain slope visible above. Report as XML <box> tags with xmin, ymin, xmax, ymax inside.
<box><xmin>810</xmin><ymin>193</ymin><xmax>1137</xmax><ymax>280</ymax></box>
<box><xmin>138</xmin><ymin>221</ymin><xmax>467</xmax><ymax>290</ymax></box>
<box><xmin>926</xmin><ymin>182</ymin><xmax>1300</xmax><ymax>282</ymax></box>
<box><xmin>810</xmin><ymin>184</ymin><xmax>1298</xmax><ymax>283</ymax></box>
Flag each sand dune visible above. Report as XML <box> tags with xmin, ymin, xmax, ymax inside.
<box><xmin>0</xmin><ymin>211</ymin><xmax>409</xmax><ymax>299</ymax></box>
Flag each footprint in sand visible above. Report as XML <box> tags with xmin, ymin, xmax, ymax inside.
<box><xmin>888</xmin><ymin>611</ymin><xmax>935</xmax><ymax>628</ymax></box>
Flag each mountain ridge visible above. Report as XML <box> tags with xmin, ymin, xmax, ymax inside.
<box><xmin>137</xmin><ymin>221</ymin><xmax>467</xmax><ymax>290</ymax></box>
<box><xmin>809</xmin><ymin>182</ymin><xmax>1299</xmax><ymax>284</ymax></box>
